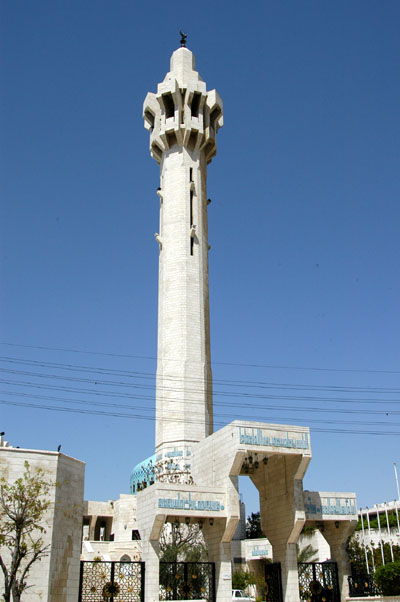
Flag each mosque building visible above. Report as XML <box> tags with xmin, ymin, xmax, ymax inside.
<box><xmin>80</xmin><ymin>38</ymin><xmax>358</xmax><ymax>602</ymax></box>
<box><xmin>0</xmin><ymin>39</ymin><xmax>359</xmax><ymax>602</ymax></box>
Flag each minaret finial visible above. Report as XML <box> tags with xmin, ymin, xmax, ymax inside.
<box><xmin>179</xmin><ymin>30</ymin><xmax>187</xmax><ymax>47</ymax></box>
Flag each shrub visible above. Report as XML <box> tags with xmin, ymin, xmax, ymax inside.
<box><xmin>232</xmin><ymin>570</ymin><xmax>256</xmax><ymax>590</ymax></box>
<box><xmin>374</xmin><ymin>561</ymin><xmax>400</xmax><ymax>595</ymax></box>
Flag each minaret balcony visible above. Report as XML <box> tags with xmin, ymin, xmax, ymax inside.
<box><xmin>143</xmin><ymin>49</ymin><xmax>223</xmax><ymax>163</ymax></box>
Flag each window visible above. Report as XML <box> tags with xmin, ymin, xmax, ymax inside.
<box><xmin>162</xmin><ymin>93</ymin><xmax>175</xmax><ymax>119</ymax></box>
<box><xmin>166</xmin><ymin>132</ymin><xmax>177</xmax><ymax>147</ymax></box>
<box><xmin>191</xmin><ymin>92</ymin><xmax>201</xmax><ymax>118</ymax></box>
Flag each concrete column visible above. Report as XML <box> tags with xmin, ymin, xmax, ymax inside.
<box><xmin>251</xmin><ymin>454</ymin><xmax>308</xmax><ymax>602</ymax></box>
<box><xmin>136</xmin><ymin>487</ymin><xmax>166</xmax><ymax>602</ymax></box>
<box><xmin>141</xmin><ymin>535</ymin><xmax>160</xmax><ymax>602</ymax></box>
<box><xmin>269</xmin><ymin>542</ymin><xmax>299</xmax><ymax>602</ymax></box>
<box><xmin>203</xmin><ymin>521</ymin><xmax>232</xmax><ymax>602</ymax></box>
<box><xmin>322</xmin><ymin>522</ymin><xmax>355</xmax><ymax>601</ymax></box>
<box><xmin>89</xmin><ymin>515</ymin><xmax>97</xmax><ymax>541</ymax></box>
<box><xmin>105</xmin><ymin>517</ymin><xmax>113</xmax><ymax>541</ymax></box>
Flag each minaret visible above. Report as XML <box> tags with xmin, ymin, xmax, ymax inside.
<box><xmin>143</xmin><ymin>39</ymin><xmax>223</xmax><ymax>481</ymax></box>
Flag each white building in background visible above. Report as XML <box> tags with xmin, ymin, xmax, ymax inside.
<box><xmin>356</xmin><ymin>502</ymin><xmax>400</xmax><ymax>549</ymax></box>
<box><xmin>81</xmin><ymin>497</ymin><xmax>141</xmax><ymax>562</ymax></box>
<box><xmin>0</xmin><ymin>434</ymin><xmax>84</xmax><ymax>602</ymax></box>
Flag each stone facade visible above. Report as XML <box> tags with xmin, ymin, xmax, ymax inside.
<box><xmin>81</xmin><ymin>496</ymin><xmax>141</xmax><ymax>562</ymax></box>
<box><xmin>0</xmin><ymin>442</ymin><xmax>84</xmax><ymax>602</ymax></box>
<box><xmin>143</xmin><ymin>46</ymin><xmax>222</xmax><ymax>472</ymax></box>
<box><xmin>1</xmin><ymin>42</ymin><xmax>360</xmax><ymax>602</ymax></box>
<box><xmin>137</xmin><ymin>44</ymin><xmax>358</xmax><ymax>602</ymax></box>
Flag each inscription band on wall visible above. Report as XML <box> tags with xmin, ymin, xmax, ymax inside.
<box><xmin>238</xmin><ymin>426</ymin><xmax>309</xmax><ymax>450</ymax></box>
<box><xmin>158</xmin><ymin>492</ymin><xmax>225</xmax><ymax>511</ymax></box>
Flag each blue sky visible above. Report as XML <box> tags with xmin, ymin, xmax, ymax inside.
<box><xmin>1</xmin><ymin>1</ymin><xmax>400</xmax><ymax>514</ymax></box>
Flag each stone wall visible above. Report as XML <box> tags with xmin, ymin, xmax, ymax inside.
<box><xmin>0</xmin><ymin>447</ymin><xmax>85</xmax><ymax>602</ymax></box>
<box><xmin>113</xmin><ymin>494</ymin><xmax>138</xmax><ymax>543</ymax></box>
<box><xmin>48</xmin><ymin>453</ymin><xmax>85</xmax><ymax>601</ymax></box>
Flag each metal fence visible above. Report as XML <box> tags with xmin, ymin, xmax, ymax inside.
<box><xmin>159</xmin><ymin>561</ymin><xmax>215</xmax><ymax>602</ymax></box>
<box><xmin>79</xmin><ymin>560</ymin><xmax>145</xmax><ymax>602</ymax></box>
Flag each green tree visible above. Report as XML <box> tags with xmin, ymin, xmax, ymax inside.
<box><xmin>0</xmin><ymin>461</ymin><xmax>52</xmax><ymax>602</ymax></box>
<box><xmin>159</xmin><ymin>522</ymin><xmax>208</xmax><ymax>600</ymax></box>
<box><xmin>300</xmin><ymin>525</ymin><xmax>316</xmax><ymax>537</ymax></box>
<box><xmin>296</xmin><ymin>543</ymin><xmax>318</xmax><ymax>563</ymax></box>
<box><xmin>346</xmin><ymin>536</ymin><xmax>368</xmax><ymax>574</ymax></box>
<box><xmin>232</xmin><ymin>570</ymin><xmax>256</xmax><ymax>590</ymax></box>
<box><xmin>159</xmin><ymin>522</ymin><xmax>207</xmax><ymax>562</ymax></box>
<box><xmin>245</xmin><ymin>512</ymin><xmax>265</xmax><ymax>539</ymax></box>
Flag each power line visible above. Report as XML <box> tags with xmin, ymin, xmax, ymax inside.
<box><xmin>2</xmin><ymin>380</ymin><xmax>400</xmax><ymax>416</ymax></box>
<box><xmin>2</xmin><ymin>346</ymin><xmax>400</xmax><ymax>440</ymax></box>
<box><xmin>2</xmin><ymin>389</ymin><xmax>400</xmax><ymax>429</ymax></box>
<box><xmin>2</xmin><ymin>398</ymin><xmax>400</xmax><ymax>436</ymax></box>
<box><xmin>1</xmin><ymin>355</ymin><xmax>400</xmax><ymax>394</ymax></box>
<box><xmin>1</xmin><ymin>359</ymin><xmax>400</xmax><ymax>410</ymax></box>
<box><xmin>1</xmin><ymin>359</ymin><xmax>400</xmax><ymax>411</ymax></box>
<box><xmin>1</xmin><ymin>341</ymin><xmax>399</xmax><ymax>375</ymax></box>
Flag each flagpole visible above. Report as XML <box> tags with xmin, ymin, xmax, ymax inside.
<box><xmin>366</xmin><ymin>507</ymin><xmax>375</xmax><ymax>572</ymax></box>
<box><xmin>394</xmin><ymin>462</ymin><xmax>400</xmax><ymax>501</ymax></box>
<box><xmin>384</xmin><ymin>502</ymin><xmax>394</xmax><ymax>562</ymax></box>
<box><xmin>394</xmin><ymin>499</ymin><xmax>400</xmax><ymax>537</ymax></box>
<box><xmin>360</xmin><ymin>508</ymin><xmax>369</xmax><ymax>574</ymax></box>
<box><xmin>375</xmin><ymin>505</ymin><xmax>385</xmax><ymax>565</ymax></box>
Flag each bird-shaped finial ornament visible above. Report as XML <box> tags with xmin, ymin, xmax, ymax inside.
<box><xmin>180</xmin><ymin>30</ymin><xmax>187</xmax><ymax>47</ymax></box>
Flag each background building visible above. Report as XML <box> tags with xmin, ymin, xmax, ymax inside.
<box><xmin>0</xmin><ymin>434</ymin><xmax>84</xmax><ymax>602</ymax></box>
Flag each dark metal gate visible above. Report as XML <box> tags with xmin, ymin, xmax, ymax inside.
<box><xmin>298</xmin><ymin>562</ymin><xmax>340</xmax><ymax>602</ymax></box>
<box><xmin>264</xmin><ymin>562</ymin><xmax>283</xmax><ymax>602</ymax></box>
<box><xmin>159</xmin><ymin>562</ymin><xmax>215</xmax><ymax>602</ymax></box>
<box><xmin>79</xmin><ymin>560</ymin><xmax>145</xmax><ymax>602</ymax></box>
<box><xmin>348</xmin><ymin>573</ymin><xmax>380</xmax><ymax>597</ymax></box>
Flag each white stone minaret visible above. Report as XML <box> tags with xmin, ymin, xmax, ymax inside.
<box><xmin>143</xmin><ymin>42</ymin><xmax>223</xmax><ymax>480</ymax></box>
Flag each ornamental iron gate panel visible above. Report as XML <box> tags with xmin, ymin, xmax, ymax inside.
<box><xmin>298</xmin><ymin>562</ymin><xmax>340</xmax><ymax>602</ymax></box>
<box><xmin>79</xmin><ymin>560</ymin><xmax>145</xmax><ymax>602</ymax></box>
<box><xmin>348</xmin><ymin>573</ymin><xmax>380</xmax><ymax>597</ymax></box>
<box><xmin>160</xmin><ymin>562</ymin><xmax>215</xmax><ymax>602</ymax></box>
<box><xmin>264</xmin><ymin>562</ymin><xmax>283</xmax><ymax>602</ymax></box>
